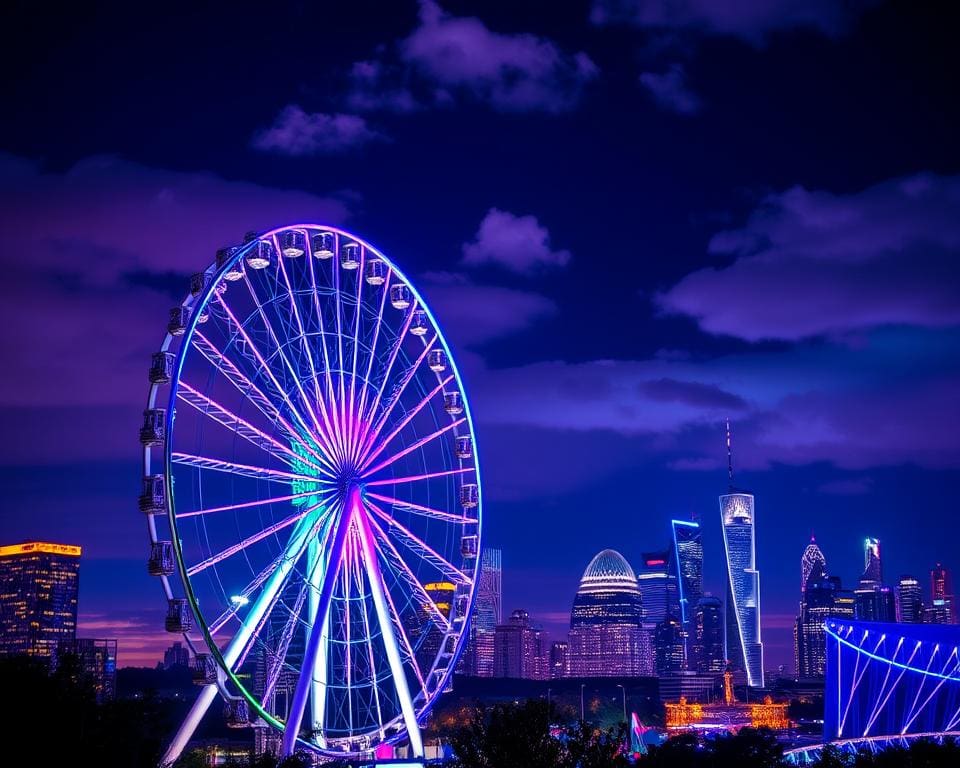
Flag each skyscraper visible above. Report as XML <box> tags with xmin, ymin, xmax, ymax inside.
<box><xmin>800</xmin><ymin>536</ymin><xmax>827</xmax><ymax>592</ymax></box>
<box><xmin>896</xmin><ymin>575</ymin><xmax>924</xmax><ymax>623</ymax></box>
<box><xmin>654</xmin><ymin>615</ymin><xmax>685</xmax><ymax>675</ymax></box>
<box><xmin>637</xmin><ymin>550</ymin><xmax>677</xmax><ymax>627</ymax></box>
<box><xmin>720</xmin><ymin>422</ymin><xmax>763</xmax><ymax>688</ymax></box>
<box><xmin>795</xmin><ymin>576</ymin><xmax>844</xmax><ymax>679</ymax></box>
<box><xmin>163</xmin><ymin>641</ymin><xmax>190</xmax><ymax>669</ymax></box>
<box><xmin>567</xmin><ymin>549</ymin><xmax>653</xmax><ymax>677</ymax></box>
<box><xmin>550</xmin><ymin>641</ymin><xmax>568</xmax><ymax>679</ymax></box>
<box><xmin>672</xmin><ymin>519</ymin><xmax>703</xmax><ymax>669</ymax></box>
<box><xmin>462</xmin><ymin>548</ymin><xmax>502</xmax><ymax>676</ymax></box>
<box><xmin>795</xmin><ymin>535</ymin><xmax>829</xmax><ymax>679</ymax></box>
<box><xmin>493</xmin><ymin>609</ymin><xmax>546</xmax><ymax>679</ymax></box>
<box><xmin>692</xmin><ymin>596</ymin><xmax>725</xmax><ymax>674</ymax></box>
<box><xmin>0</xmin><ymin>542</ymin><xmax>81</xmax><ymax>657</ymax></box>
<box><xmin>930</xmin><ymin>563</ymin><xmax>957</xmax><ymax>624</ymax></box>
<box><xmin>860</xmin><ymin>538</ymin><xmax>882</xmax><ymax>586</ymax></box>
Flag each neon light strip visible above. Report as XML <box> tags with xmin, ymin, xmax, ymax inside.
<box><xmin>826</xmin><ymin>626</ymin><xmax>960</xmax><ymax>682</ymax></box>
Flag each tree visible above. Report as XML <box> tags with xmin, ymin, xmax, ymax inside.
<box><xmin>562</xmin><ymin>720</ymin><xmax>630</xmax><ymax>768</ymax></box>
<box><xmin>448</xmin><ymin>700</ymin><xmax>564</xmax><ymax>768</ymax></box>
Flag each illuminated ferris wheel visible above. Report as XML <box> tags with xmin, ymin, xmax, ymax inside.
<box><xmin>139</xmin><ymin>225</ymin><xmax>482</xmax><ymax>763</ymax></box>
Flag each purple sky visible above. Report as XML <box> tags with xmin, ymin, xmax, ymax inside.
<box><xmin>1</xmin><ymin>0</ymin><xmax>958</xmax><ymax>668</ymax></box>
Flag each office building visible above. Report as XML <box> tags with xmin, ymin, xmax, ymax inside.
<box><xmin>493</xmin><ymin>609</ymin><xmax>546</xmax><ymax>680</ymax></box>
<box><xmin>692</xmin><ymin>596</ymin><xmax>725</xmax><ymax>675</ymax></box>
<box><xmin>162</xmin><ymin>640</ymin><xmax>190</xmax><ymax>669</ymax></box>
<box><xmin>655</xmin><ymin>616</ymin><xmax>686</xmax><ymax>676</ymax></box>
<box><xmin>860</xmin><ymin>538</ymin><xmax>882</xmax><ymax>587</ymax></box>
<box><xmin>568</xmin><ymin>549</ymin><xmax>653</xmax><ymax>677</ymax></box>
<box><xmin>637</xmin><ymin>551</ymin><xmax>676</xmax><ymax>628</ymax></box>
<box><xmin>54</xmin><ymin>638</ymin><xmax>118</xmax><ymax>701</ymax></box>
<box><xmin>461</xmin><ymin>548</ymin><xmax>502</xmax><ymax>676</ymax></box>
<box><xmin>795</xmin><ymin>576</ymin><xmax>846</xmax><ymax>679</ymax></box>
<box><xmin>672</xmin><ymin>519</ymin><xmax>703</xmax><ymax>669</ymax></box>
<box><xmin>930</xmin><ymin>563</ymin><xmax>956</xmax><ymax>624</ymax></box>
<box><xmin>896</xmin><ymin>576</ymin><xmax>924</xmax><ymax>623</ymax></box>
<box><xmin>549</xmin><ymin>641</ymin><xmax>568</xmax><ymax>679</ymax></box>
<box><xmin>0</xmin><ymin>541</ymin><xmax>81</xmax><ymax>658</ymax></box>
<box><xmin>854</xmin><ymin>584</ymin><xmax>896</xmax><ymax>622</ymax></box>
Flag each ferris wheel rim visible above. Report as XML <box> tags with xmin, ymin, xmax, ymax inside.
<box><xmin>152</xmin><ymin>224</ymin><xmax>483</xmax><ymax>756</ymax></box>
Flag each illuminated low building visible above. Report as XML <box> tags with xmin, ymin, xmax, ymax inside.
<box><xmin>665</xmin><ymin>670</ymin><xmax>790</xmax><ymax>732</ymax></box>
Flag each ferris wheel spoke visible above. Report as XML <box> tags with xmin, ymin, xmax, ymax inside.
<box><xmin>365</xmin><ymin>500</ymin><xmax>470</xmax><ymax>586</ymax></box>
<box><xmin>364</xmin><ymin>467</ymin><xmax>475</xmax><ymax>488</ymax></box>
<box><xmin>365</xmin><ymin>492</ymin><xmax>475</xmax><ymax>525</ymax></box>
<box><xmin>356</xmin><ymin>333</ymin><xmax>437</xmax><ymax>465</ymax></box>
<box><xmin>367</xmin><ymin>511</ymin><xmax>451</xmax><ymax>635</ymax></box>
<box><xmin>187</xmin><ymin>508</ymin><xmax>312</xmax><ymax>577</ymax></box>
<box><xmin>353</xmin><ymin>500</ymin><xmax>425</xmax><ymax>757</ymax></box>
<box><xmin>355</xmin><ymin>301</ymin><xmax>417</xmax><ymax>458</ymax></box>
<box><xmin>239</xmin><ymin>270</ymin><xmax>330</xmax><ymax>451</ymax></box>
<box><xmin>177</xmin><ymin>488</ymin><xmax>334</xmax><ymax>520</ymax></box>
<box><xmin>273</xmin><ymin>240</ymin><xmax>342</xmax><ymax>463</ymax></box>
<box><xmin>361</xmin><ymin>417</ymin><xmax>466</xmax><ymax>478</ymax></box>
<box><xmin>357</xmin><ymin>372</ymin><xmax>451</xmax><ymax>471</ymax></box>
<box><xmin>172</xmin><ymin>452</ymin><xmax>321</xmax><ymax>484</ymax></box>
<box><xmin>177</xmin><ymin>382</ymin><xmax>335</xmax><ymax>480</ymax></box>
<box><xmin>260</xmin><ymin>578</ymin><xmax>310</xmax><ymax>707</ymax></box>
<box><xmin>191</xmin><ymin>331</ymin><xmax>334</xmax><ymax>472</ymax></box>
<box><xmin>208</xmin><ymin>550</ymin><xmax>289</xmax><ymax>636</ymax></box>
<box><xmin>350</xmin><ymin>270</ymin><xmax>391</xmax><ymax>465</ymax></box>
<box><xmin>218</xmin><ymin>292</ymin><xmax>337</xmax><ymax>463</ymax></box>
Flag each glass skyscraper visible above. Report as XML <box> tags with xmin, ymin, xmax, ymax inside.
<box><xmin>0</xmin><ymin>541</ymin><xmax>81</xmax><ymax>658</ymax></box>
<box><xmin>721</xmin><ymin>492</ymin><xmax>763</xmax><ymax>687</ymax></box>
<box><xmin>692</xmin><ymin>596</ymin><xmax>724</xmax><ymax>674</ymax></box>
<box><xmin>460</xmin><ymin>547</ymin><xmax>501</xmax><ymax>676</ymax></box>
<box><xmin>671</xmin><ymin>519</ymin><xmax>702</xmax><ymax>670</ymax></box>
<box><xmin>637</xmin><ymin>550</ymin><xmax>676</xmax><ymax>627</ymax></box>
<box><xmin>930</xmin><ymin>563</ymin><xmax>957</xmax><ymax>624</ymax></box>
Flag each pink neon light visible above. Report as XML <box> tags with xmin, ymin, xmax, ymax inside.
<box><xmin>361</xmin><ymin>418</ymin><xmax>466</xmax><ymax>477</ymax></box>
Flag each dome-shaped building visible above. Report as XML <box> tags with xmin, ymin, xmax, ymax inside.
<box><xmin>567</xmin><ymin>549</ymin><xmax>654</xmax><ymax>677</ymax></box>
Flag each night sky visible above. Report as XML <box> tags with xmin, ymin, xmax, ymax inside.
<box><xmin>2</xmin><ymin>0</ymin><xmax>958</xmax><ymax>669</ymax></box>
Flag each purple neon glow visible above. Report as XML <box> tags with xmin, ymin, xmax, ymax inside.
<box><xmin>355</xmin><ymin>334</ymin><xmax>438</xmax><ymax>465</ymax></box>
<box><xmin>190</xmin><ymin>331</ymin><xmax>337</xmax><ymax>473</ymax></box>
<box><xmin>177</xmin><ymin>488</ymin><xmax>333</xmax><ymax>519</ymax></box>
<box><xmin>171</xmin><ymin>452</ymin><xmax>320</xmax><ymax>483</ymax></box>
<box><xmin>363</xmin><ymin>466</ymin><xmax>474</xmax><ymax>487</ymax></box>
<box><xmin>361</xmin><ymin>417</ymin><xmax>466</xmax><ymax>477</ymax></box>
<box><xmin>358</xmin><ymin>372</ymin><xmax>452</xmax><ymax>471</ymax></box>
<box><xmin>365</xmin><ymin>491</ymin><xmax>475</xmax><ymax>524</ymax></box>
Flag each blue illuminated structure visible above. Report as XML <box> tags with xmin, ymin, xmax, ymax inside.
<box><xmin>824</xmin><ymin>620</ymin><xmax>960</xmax><ymax>741</ymax></box>
<box><xmin>719</xmin><ymin>421</ymin><xmax>763</xmax><ymax>687</ymax></box>
<box><xmin>671</xmin><ymin>519</ymin><xmax>702</xmax><ymax>669</ymax></box>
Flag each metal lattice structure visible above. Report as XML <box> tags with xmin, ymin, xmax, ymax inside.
<box><xmin>140</xmin><ymin>225</ymin><xmax>482</xmax><ymax>763</ymax></box>
<box><xmin>824</xmin><ymin>620</ymin><xmax>960</xmax><ymax>742</ymax></box>
<box><xmin>785</xmin><ymin>732</ymin><xmax>960</xmax><ymax>765</ymax></box>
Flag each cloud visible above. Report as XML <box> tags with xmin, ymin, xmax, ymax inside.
<box><xmin>639</xmin><ymin>378</ymin><xmax>747</xmax><ymax>410</ymax></box>
<box><xmin>638</xmin><ymin>64</ymin><xmax>702</xmax><ymax>115</ymax></box>
<box><xmin>252</xmin><ymin>105</ymin><xmax>383</xmax><ymax>156</ymax></box>
<box><xmin>462</xmin><ymin>208</ymin><xmax>571</xmax><ymax>273</ymax></box>
<box><xmin>657</xmin><ymin>173</ymin><xmax>960</xmax><ymax>341</ymax></box>
<box><xmin>591</xmin><ymin>0</ymin><xmax>874</xmax><ymax>44</ymax></box>
<box><xmin>418</xmin><ymin>271</ymin><xmax>557</xmax><ymax>348</ymax></box>
<box><xmin>818</xmin><ymin>476</ymin><xmax>873</xmax><ymax>496</ymax></box>
<box><xmin>345</xmin><ymin>60</ymin><xmax>420</xmax><ymax>113</ymax></box>
<box><xmin>0</xmin><ymin>152</ymin><xmax>349</xmax><ymax>462</ymax></box>
<box><xmin>347</xmin><ymin>1</ymin><xmax>597</xmax><ymax>114</ymax></box>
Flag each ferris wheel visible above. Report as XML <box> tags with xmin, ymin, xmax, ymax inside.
<box><xmin>139</xmin><ymin>225</ymin><xmax>482</xmax><ymax>763</ymax></box>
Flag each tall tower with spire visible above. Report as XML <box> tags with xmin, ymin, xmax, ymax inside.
<box><xmin>719</xmin><ymin>421</ymin><xmax>764</xmax><ymax>688</ymax></box>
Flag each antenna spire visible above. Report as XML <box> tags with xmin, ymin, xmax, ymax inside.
<box><xmin>726</xmin><ymin>418</ymin><xmax>734</xmax><ymax>491</ymax></box>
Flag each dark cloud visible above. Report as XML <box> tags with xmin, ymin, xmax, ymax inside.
<box><xmin>640</xmin><ymin>377</ymin><xmax>747</xmax><ymax>410</ymax></box>
<box><xmin>638</xmin><ymin>64</ymin><xmax>702</xmax><ymax>115</ymax></box>
<box><xmin>657</xmin><ymin>174</ymin><xmax>960</xmax><ymax>341</ymax></box>
<box><xmin>591</xmin><ymin>0</ymin><xmax>874</xmax><ymax>44</ymax></box>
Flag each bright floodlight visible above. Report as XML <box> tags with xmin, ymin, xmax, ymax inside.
<box><xmin>142</xmin><ymin>225</ymin><xmax>482</xmax><ymax>765</ymax></box>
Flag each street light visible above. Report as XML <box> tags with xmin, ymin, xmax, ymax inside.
<box><xmin>580</xmin><ymin>683</ymin><xmax>586</xmax><ymax>722</ymax></box>
<box><xmin>616</xmin><ymin>684</ymin><xmax>627</xmax><ymax>723</ymax></box>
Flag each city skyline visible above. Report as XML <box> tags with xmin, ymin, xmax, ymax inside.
<box><xmin>2</xmin><ymin>0</ymin><xmax>959</xmax><ymax>676</ymax></box>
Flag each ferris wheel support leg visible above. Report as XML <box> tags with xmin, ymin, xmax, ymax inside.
<box><xmin>306</xmin><ymin>535</ymin><xmax>330</xmax><ymax>748</ymax></box>
<box><xmin>161</xmin><ymin>509</ymin><xmax>325</xmax><ymax>766</ymax></box>
<box><xmin>354</xmin><ymin>500</ymin><xmax>425</xmax><ymax>758</ymax></box>
<box><xmin>283</xmin><ymin>500</ymin><xmax>354</xmax><ymax>756</ymax></box>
